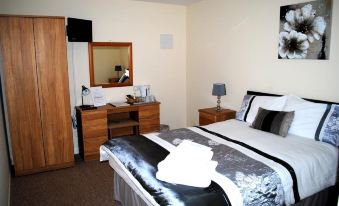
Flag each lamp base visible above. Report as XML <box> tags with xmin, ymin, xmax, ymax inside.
<box><xmin>216</xmin><ymin>96</ymin><xmax>221</xmax><ymax>112</ymax></box>
<box><xmin>80</xmin><ymin>105</ymin><xmax>97</xmax><ymax>110</ymax></box>
<box><xmin>215</xmin><ymin>108</ymin><xmax>223</xmax><ymax>112</ymax></box>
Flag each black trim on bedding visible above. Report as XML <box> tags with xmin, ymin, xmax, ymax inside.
<box><xmin>247</xmin><ymin>90</ymin><xmax>339</xmax><ymax>105</ymax></box>
<box><xmin>247</xmin><ymin>91</ymin><xmax>281</xmax><ymax>97</ymax></box>
<box><xmin>224</xmin><ymin>192</ymin><xmax>231</xmax><ymax>206</ymax></box>
<box><xmin>244</xmin><ymin>96</ymin><xmax>255</xmax><ymax>122</ymax></box>
<box><xmin>315</xmin><ymin>104</ymin><xmax>331</xmax><ymax>141</ymax></box>
<box><xmin>195</xmin><ymin>126</ymin><xmax>301</xmax><ymax>202</ymax></box>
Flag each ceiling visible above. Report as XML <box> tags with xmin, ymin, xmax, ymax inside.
<box><xmin>133</xmin><ymin>0</ymin><xmax>203</xmax><ymax>5</ymax></box>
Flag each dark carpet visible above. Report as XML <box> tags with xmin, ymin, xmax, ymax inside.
<box><xmin>10</xmin><ymin>159</ymin><xmax>114</xmax><ymax>206</ymax></box>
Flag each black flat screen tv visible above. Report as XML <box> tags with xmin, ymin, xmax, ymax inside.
<box><xmin>67</xmin><ymin>18</ymin><xmax>92</xmax><ymax>42</ymax></box>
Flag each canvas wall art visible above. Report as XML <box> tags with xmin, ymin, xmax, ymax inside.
<box><xmin>278</xmin><ymin>0</ymin><xmax>332</xmax><ymax>59</ymax></box>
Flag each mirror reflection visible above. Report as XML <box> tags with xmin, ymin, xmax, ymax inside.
<box><xmin>89</xmin><ymin>42</ymin><xmax>133</xmax><ymax>88</ymax></box>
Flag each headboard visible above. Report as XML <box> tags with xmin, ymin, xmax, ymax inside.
<box><xmin>247</xmin><ymin>91</ymin><xmax>338</xmax><ymax>105</ymax></box>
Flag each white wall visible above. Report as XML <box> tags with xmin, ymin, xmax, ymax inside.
<box><xmin>0</xmin><ymin>0</ymin><xmax>187</xmax><ymax>153</ymax></box>
<box><xmin>187</xmin><ymin>0</ymin><xmax>339</xmax><ymax>126</ymax></box>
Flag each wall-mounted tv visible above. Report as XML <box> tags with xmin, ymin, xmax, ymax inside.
<box><xmin>67</xmin><ymin>18</ymin><xmax>92</xmax><ymax>42</ymax></box>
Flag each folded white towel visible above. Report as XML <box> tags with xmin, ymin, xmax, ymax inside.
<box><xmin>156</xmin><ymin>140</ymin><xmax>218</xmax><ymax>188</ymax></box>
<box><xmin>157</xmin><ymin>154</ymin><xmax>212</xmax><ymax>172</ymax></box>
<box><xmin>158</xmin><ymin>140</ymin><xmax>213</xmax><ymax>169</ymax></box>
<box><xmin>162</xmin><ymin>148</ymin><xmax>213</xmax><ymax>164</ymax></box>
<box><xmin>177</xmin><ymin>140</ymin><xmax>212</xmax><ymax>152</ymax></box>
<box><xmin>156</xmin><ymin>160</ymin><xmax>218</xmax><ymax>187</ymax></box>
<box><xmin>165</xmin><ymin>140</ymin><xmax>213</xmax><ymax>162</ymax></box>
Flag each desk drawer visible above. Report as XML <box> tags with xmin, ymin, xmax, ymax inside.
<box><xmin>139</xmin><ymin>104</ymin><xmax>160</xmax><ymax>133</ymax></box>
<box><xmin>83</xmin><ymin>136</ymin><xmax>107</xmax><ymax>155</ymax></box>
<box><xmin>82</xmin><ymin>112</ymin><xmax>107</xmax><ymax>139</ymax></box>
<box><xmin>139</xmin><ymin>104</ymin><xmax>159</xmax><ymax>119</ymax></box>
<box><xmin>83</xmin><ymin>128</ymin><xmax>108</xmax><ymax>139</ymax></box>
<box><xmin>140</xmin><ymin>118</ymin><xmax>160</xmax><ymax>134</ymax></box>
<box><xmin>82</xmin><ymin>111</ymin><xmax>107</xmax><ymax>121</ymax></box>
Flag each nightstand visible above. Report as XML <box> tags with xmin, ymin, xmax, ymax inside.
<box><xmin>198</xmin><ymin>107</ymin><xmax>236</xmax><ymax>126</ymax></box>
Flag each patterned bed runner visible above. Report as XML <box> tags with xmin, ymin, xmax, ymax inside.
<box><xmin>103</xmin><ymin>136</ymin><xmax>231</xmax><ymax>206</ymax></box>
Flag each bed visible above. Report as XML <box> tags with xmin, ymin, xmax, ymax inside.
<box><xmin>100</xmin><ymin>91</ymin><xmax>339</xmax><ymax>206</ymax></box>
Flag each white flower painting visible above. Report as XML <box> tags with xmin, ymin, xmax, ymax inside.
<box><xmin>278</xmin><ymin>0</ymin><xmax>332</xmax><ymax>59</ymax></box>
<box><xmin>279</xmin><ymin>30</ymin><xmax>309</xmax><ymax>59</ymax></box>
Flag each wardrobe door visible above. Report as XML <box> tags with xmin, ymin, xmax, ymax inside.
<box><xmin>33</xmin><ymin>18</ymin><xmax>74</xmax><ymax>166</ymax></box>
<box><xmin>0</xmin><ymin>17</ymin><xmax>46</xmax><ymax>172</ymax></box>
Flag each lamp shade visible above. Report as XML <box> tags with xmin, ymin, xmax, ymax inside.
<box><xmin>115</xmin><ymin>65</ymin><xmax>122</xmax><ymax>71</ymax></box>
<box><xmin>212</xmin><ymin>83</ymin><xmax>226</xmax><ymax>96</ymax></box>
<box><xmin>82</xmin><ymin>85</ymin><xmax>90</xmax><ymax>96</ymax></box>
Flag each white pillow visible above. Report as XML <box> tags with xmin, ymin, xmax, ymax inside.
<box><xmin>283</xmin><ymin>95</ymin><xmax>327</xmax><ymax>139</ymax></box>
<box><xmin>245</xmin><ymin>96</ymin><xmax>288</xmax><ymax>124</ymax></box>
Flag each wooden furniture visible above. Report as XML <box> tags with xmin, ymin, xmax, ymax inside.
<box><xmin>76</xmin><ymin>102</ymin><xmax>160</xmax><ymax>161</ymax></box>
<box><xmin>88</xmin><ymin>42</ymin><xmax>133</xmax><ymax>88</ymax></box>
<box><xmin>199</xmin><ymin>107</ymin><xmax>236</xmax><ymax>126</ymax></box>
<box><xmin>0</xmin><ymin>16</ymin><xmax>74</xmax><ymax>176</ymax></box>
<box><xmin>108</xmin><ymin>77</ymin><xmax>120</xmax><ymax>83</ymax></box>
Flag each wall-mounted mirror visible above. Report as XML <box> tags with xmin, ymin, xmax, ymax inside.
<box><xmin>88</xmin><ymin>42</ymin><xmax>133</xmax><ymax>88</ymax></box>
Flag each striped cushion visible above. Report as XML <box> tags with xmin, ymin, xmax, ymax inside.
<box><xmin>236</xmin><ymin>95</ymin><xmax>287</xmax><ymax>124</ymax></box>
<box><xmin>251</xmin><ymin>107</ymin><xmax>295</xmax><ymax>137</ymax></box>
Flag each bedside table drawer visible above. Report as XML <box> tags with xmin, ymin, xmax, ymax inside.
<box><xmin>199</xmin><ymin>113</ymin><xmax>214</xmax><ymax>125</ymax></box>
<box><xmin>199</xmin><ymin>108</ymin><xmax>236</xmax><ymax>126</ymax></box>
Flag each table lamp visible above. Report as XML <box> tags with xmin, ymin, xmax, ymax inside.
<box><xmin>80</xmin><ymin>85</ymin><xmax>93</xmax><ymax>109</ymax></box>
<box><xmin>212</xmin><ymin>83</ymin><xmax>226</xmax><ymax>112</ymax></box>
<box><xmin>115</xmin><ymin>65</ymin><xmax>122</xmax><ymax>77</ymax></box>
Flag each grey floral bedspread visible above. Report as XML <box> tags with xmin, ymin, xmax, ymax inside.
<box><xmin>158</xmin><ymin>128</ymin><xmax>285</xmax><ymax>206</ymax></box>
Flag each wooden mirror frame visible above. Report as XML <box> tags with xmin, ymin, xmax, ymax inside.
<box><xmin>88</xmin><ymin>42</ymin><xmax>133</xmax><ymax>88</ymax></box>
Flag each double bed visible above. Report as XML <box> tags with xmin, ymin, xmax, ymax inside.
<box><xmin>100</xmin><ymin>91</ymin><xmax>338</xmax><ymax>206</ymax></box>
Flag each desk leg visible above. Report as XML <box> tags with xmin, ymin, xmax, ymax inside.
<box><xmin>134</xmin><ymin>126</ymin><xmax>140</xmax><ymax>136</ymax></box>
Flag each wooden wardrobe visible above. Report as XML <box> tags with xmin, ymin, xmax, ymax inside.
<box><xmin>0</xmin><ymin>16</ymin><xmax>74</xmax><ymax>175</ymax></box>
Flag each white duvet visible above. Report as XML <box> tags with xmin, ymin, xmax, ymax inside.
<box><xmin>100</xmin><ymin>119</ymin><xmax>338</xmax><ymax>206</ymax></box>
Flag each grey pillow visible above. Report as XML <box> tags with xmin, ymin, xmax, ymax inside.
<box><xmin>251</xmin><ymin>107</ymin><xmax>295</xmax><ymax>137</ymax></box>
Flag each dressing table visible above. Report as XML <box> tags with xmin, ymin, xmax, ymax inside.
<box><xmin>76</xmin><ymin>102</ymin><xmax>160</xmax><ymax>161</ymax></box>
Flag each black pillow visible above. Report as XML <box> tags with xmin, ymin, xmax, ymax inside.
<box><xmin>251</xmin><ymin>107</ymin><xmax>295</xmax><ymax>137</ymax></box>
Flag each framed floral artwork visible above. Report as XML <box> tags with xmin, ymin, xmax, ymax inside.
<box><xmin>278</xmin><ymin>0</ymin><xmax>332</xmax><ymax>59</ymax></box>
